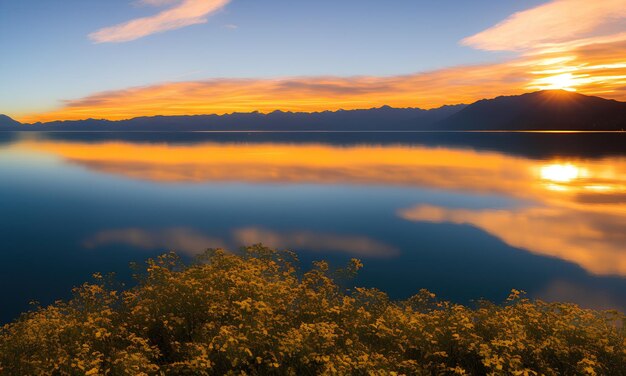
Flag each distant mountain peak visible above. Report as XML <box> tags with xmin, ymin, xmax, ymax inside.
<box><xmin>438</xmin><ymin>90</ymin><xmax>626</xmax><ymax>131</ymax></box>
<box><xmin>0</xmin><ymin>114</ymin><xmax>21</xmax><ymax>127</ymax></box>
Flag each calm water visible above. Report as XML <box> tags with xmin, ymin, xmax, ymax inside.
<box><xmin>1</xmin><ymin>131</ymin><xmax>625</xmax><ymax>323</ymax></box>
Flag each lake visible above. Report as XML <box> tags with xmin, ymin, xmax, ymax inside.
<box><xmin>1</xmin><ymin>131</ymin><xmax>625</xmax><ymax>323</ymax></box>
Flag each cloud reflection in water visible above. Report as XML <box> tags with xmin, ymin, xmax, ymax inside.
<box><xmin>85</xmin><ymin>227</ymin><xmax>398</xmax><ymax>258</ymax></box>
<box><xmin>15</xmin><ymin>138</ymin><xmax>626</xmax><ymax>277</ymax></box>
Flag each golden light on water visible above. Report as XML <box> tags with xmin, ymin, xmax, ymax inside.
<box><xmin>585</xmin><ymin>184</ymin><xmax>612</xmax><ymax>192</ymax></box>
<box><xmin>9</xmin><ymin>138</ymin><xmax>626</xmax><ymax>276</ymax></box>
<box><xmin>540</xmin><ymin>163</ymin><xmax>582</xmax><ymax>183</ymax></box>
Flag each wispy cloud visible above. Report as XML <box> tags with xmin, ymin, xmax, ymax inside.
<box><xmin>463</xmin><ymin>0</ymin><xmax>626</xmax><ymax>51</ymax></box>
<box><xmin>233</xmin><ymin>228</ymin><xmax>399</xmax><ymax>258</ymax></box>
<box><xmin>89</xmin><ymin>0</ymin><xmax>231</xmax><ymax>43</ymax></box>
<box><xmin>84</xmin><ymin>227</ymin><xmax>227</xmax><ymax>255</ymax></box>
<box><xmin>84</xmin><ymin>226</ymin><xmax>398</xmax><ymax>258</ymax></box>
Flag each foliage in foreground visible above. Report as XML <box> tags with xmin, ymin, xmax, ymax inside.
<box><xmin>1</xmin><ymin>245</ymin><xmax>625</xmax><ymax>376</ymax></box>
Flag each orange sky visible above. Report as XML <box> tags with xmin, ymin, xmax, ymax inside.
<box><xmin>14</xmin><ymin>0</ymin><xmax>626</xmax><ymax>123</ymax></box>
<box><xmin>19</xmin><ymin>39</ymin><xmax>626</xmax><ymax>123</ymax></box>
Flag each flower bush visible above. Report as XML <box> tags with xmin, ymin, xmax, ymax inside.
<box><xmin>1</xmin><ymin>245</ymin><xmax>625</xmax><ymax>375</ymax></box>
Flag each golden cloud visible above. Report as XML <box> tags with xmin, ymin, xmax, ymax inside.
<box><xmin>19</xmin><ymin>37</ymin><xmax>626</xmax><ymax>123</ymax></box>
<box><xmin>17</xmin><ymin>68</ymin><xmax>523</xmax><ymax>122</ymax></box>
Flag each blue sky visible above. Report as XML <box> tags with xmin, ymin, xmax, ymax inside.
<box><xmin>0</xmin><ymin>0</ymin><xmax>545</xmax><ymax>115</ymax></box>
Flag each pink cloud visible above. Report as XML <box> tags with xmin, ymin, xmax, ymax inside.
<box><xmin>89</xmin><ymin>0</ymin><xmax>231</xmax><ymax>43</ymax></box>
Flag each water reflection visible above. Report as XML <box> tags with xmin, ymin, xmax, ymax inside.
<box><xmin>1</xmin><ymin>132</ymin><xmax>625</xmax><ymax>321</ymax></box>
<box><xmin>399</xmin><ymin>205</ymin><xmax>626</xmax><ymax>276</ymax></box>
<box><xmin>85</xmin><ymin>227</ymin><xmax>398</xmax><ymax>258</ymax></box>
<box><xmin>540</xmin><ymin>163</ymin><xmax>583</xmax><ymax>183</ymax></box>
<box><xmin>83</xmin><ymin>228</ymin><xmax>228</xmax><ymax>256</ymax></box>
<box><xmin>13</xmin><ymin>139</ymin><xmax>626</xmax><ymax>208</ymax></box>
<box><xmin>11</xmin><ymin>136</ymin><xmax>626</xmax><ymax>275</ymax></box>
<box><xmin>233</xmin><ymin>228</ymin><xmax>398</xmax><ymax>257</ymax></box>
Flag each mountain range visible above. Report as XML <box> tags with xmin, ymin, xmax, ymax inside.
<box><xmin>2</xmin><ymin>90</ymin><xmax>626</xmax><ymax>131</ymax></box>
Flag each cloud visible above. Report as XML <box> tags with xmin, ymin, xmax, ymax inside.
<box><xmin>84</xmin><ymin>226</ymin><xmax>398</xmax><ymax>258</ymax></box>
<box><xmin>14</xmin><ymin>66</ymin><xmax>530</xmax><ymax>122</ymax></box>
<box><xmin>398</xmin><ymin>204</ymin><xmax>626</xmax><ymax>277</ymax></box>
<box><xmin>463</xmin><ymin>0</ymin><xmax>626</xmax><ymax>51</ymax></box>
<box><xmin>233</xmin><ymin>227</ymin><xmax>398</xmax><ymax>258</ymax></box>
<box><xmin>13</xmin><ymin>0</ymin><xmax>626</xmax><ymax>122</ymax></box>
<box><xmin>84</xmin><ymin>227</ymin><xmax>226</xmax><ymax>255</ymax></box>
<box><xmin>89</xmin><ymin>0</ymin><xmax>231</xmax><ymax>43</ymax></box>
<box><xmin>19</xmin><ymin>36</ymin><xmax>626</xmax><ymax>122</ymax></box>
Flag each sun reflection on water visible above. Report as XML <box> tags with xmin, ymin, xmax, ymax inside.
<box><xmin>540</xmin><ymin>163</ymin><xmax>584</xmax><ymax>183</ymax></box>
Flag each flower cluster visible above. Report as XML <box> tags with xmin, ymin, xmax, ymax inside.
<box><xmin>1</xmin><ymin>245</ymin><xmax>624</xmax><ymax>375</ymax></box>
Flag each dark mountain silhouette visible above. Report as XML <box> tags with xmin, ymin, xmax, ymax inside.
<box><xmin>0</xmin><ymin>114</ymin><xmax>20</xmax><ymax>128</ymax></box>
<box><xmin>437</xmin><ymin>90</ymin><xmax>626</xmax><ymax>131</ymax></box>
<box><xmin>12</xmin><ymin>105</ymin><xmax>465</xmax><ymax>131</ymax></box>
<box><xmin>3</xmin><ymin>90</ymin><xmax>626</xmax><ymax>132</ymax></box>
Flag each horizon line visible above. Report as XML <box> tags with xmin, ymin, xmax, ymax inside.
<box><xmin>4</xmin><ymin>89</ymin><xmax>618</xmax><ymax>125</ymax></box>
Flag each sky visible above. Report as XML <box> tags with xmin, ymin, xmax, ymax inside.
<box><xmin>1</xmin><ymin>0</ymin><xmax>625</xmax><ymax>122</ymax></box>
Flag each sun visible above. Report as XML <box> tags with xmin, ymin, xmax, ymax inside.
<box><xmin>534</xmin><ymin>73</ymin><xmax>578</xmax><ymax>91</ymax></box>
